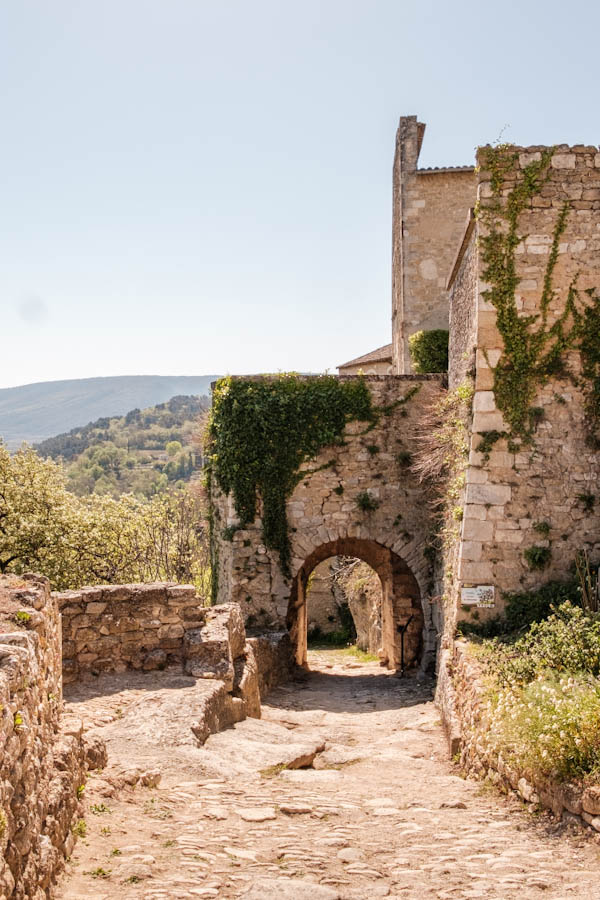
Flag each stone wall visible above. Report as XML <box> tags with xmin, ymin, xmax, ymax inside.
<box><xmin>212</xmin><ymin>374</ymin><xmax>444</xmax><ymax>670</ymax></box>
<box><xmin>0</xmin><ymin>575</ymin><xmax>92</xmax><ymax>899</ymax></box>
<box><xmin>437</xmin><ymin>640</ymin><xmax>600</xmax><ymax>834</ymax></box>
<box><xmin>56</xmin><ymin>583</ymin><xmax>205</xmax><ymax>683</ymax></box>
<box><xmin>447</xmin><ymin>212</ymin><xmax>477</xmax><ymax>389</ymax></box>
<box><xmin>456</xmin><ymin>144</ymin><xmax>600</xmax><ymax>622</ymax></box>
<box><xmin>306</xmin><ymin>560</ymin><xmax>345</xmax><ymax>637</ymax></box>
<box><xmin>391</xmin><ymin>116</ymin><xmax>476</xmax><ymax>374</ymax></box>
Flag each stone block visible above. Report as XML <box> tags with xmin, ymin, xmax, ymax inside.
<box><xmin>472</xmin><ymin>412</ymin><xmax>506</xmax><ymax>432</ymax></box>
<box><xmin>551</xmin><ymin>153</ymin><xmax>576</xmax><ymax>169</ymax></box>
<box><xmin>465</xmin><ymin>483</ymin><xmax>511</xmax><ymax>505</ymax></box>
<box><xmin>458</xmin><ymin>560</ymin><xmax>494</xmax><ymax>583</ymax></box>
<box><xmin>462</xmin><ymin>519</ymin><xmax>494</xmax><ymax>542</ymax></box>
<box><xmin>582</xmin><ymin>785</ymin><xmax>600</xmax><ymax>816</ymax></box>
<box><xmin>473</xmin><ymin>391</ymin><xmax>496</xmax><ymax>412</ymax></box>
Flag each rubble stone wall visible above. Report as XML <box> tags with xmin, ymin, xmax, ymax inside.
<box><xmin>438</xmin><ymin>640</ymin><xmax>600</xmax><ymax>834</ymax></box>
<box><xmin>391</xmin><ymin>115</ymin><xmax>476</xmax><ymax>374</ymax></box>
<box><xmin>0</xmin><ymin>575</ymin><xmax>89</xmax><ymax>899</ymax></box>
<box><xmin>56</xmin><ymin>583</ymin><xmax>205</xmax><ymax>683</ymax></box>
<box><xmin>456</xmin><ymin>144</ymin><xmax>600</xmax><ymax>621</ymax></box>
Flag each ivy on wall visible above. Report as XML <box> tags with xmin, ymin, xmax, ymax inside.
<box><xmin>477</xmin><ymin>145</ymin><xmax>600</xmax><ymax>446</ymax></box>
<box><xmin>207</xmin><ymin>374</ymin><xmax>375</xmax><ymax>576</ymax></box>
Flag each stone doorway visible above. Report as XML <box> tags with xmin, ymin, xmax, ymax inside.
<box><xmin>287</xmin><ymin>537</ymin><xmax>423</xmax><ymax>670</ymax></box>
<box><xmin>304</xmin><ymin>557</ymin><xmax>382</xmax><ymax>656</ymax></box>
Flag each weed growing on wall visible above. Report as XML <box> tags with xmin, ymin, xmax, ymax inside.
<box><xmin>207</xmin><ymin>375</ymin><xmax>376</xmax><ymax>575</ymax></box>
<box><xmin>478</xmin><ymin>145</ymin><xmax>600</xmax><ymax>445</ymax></box>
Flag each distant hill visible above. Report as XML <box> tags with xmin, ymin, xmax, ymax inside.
<box><xmin>36</xmin><ymin>394</ymin><xmax>210</xmax><ymax>498</ymax></box>
<box><xmin>0</xmin><ymin>375</ymin><xmax>218</xmax><ymax>448</ymax></box>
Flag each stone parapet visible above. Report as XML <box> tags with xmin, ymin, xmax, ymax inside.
<box><xmin>55</xmin><ymin>582</ymin><xmax>206</xmax><ymax>683</ymax></box>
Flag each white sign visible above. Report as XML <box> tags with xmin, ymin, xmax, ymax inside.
<box><xmin>461</xmin><ymin>585</ymin><xmax>495</xmax><ymax>608</ymax></box>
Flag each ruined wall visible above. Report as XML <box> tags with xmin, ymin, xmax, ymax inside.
<box><xmin>212</xmin><ymin>374</ymin><xmax>444</xmax><ymax>669</ymax></box>
<box><xmin>56</xmin><ymin>582</ymin><xmax>205</xmax><ymax>683</ymax></box>
<box><xmin>391</xmin><ymin>116</ymin><xmax>476</xmax><ymax>374</ymax></box>
<box><xmin>457</xmin><ymin>144</ymin><xmax>600</xmax><ymax>620</ymax></box>
<box><xmin>0</xmin><ymin>575</ymin><xmax>90</xmax><ymax>899</ymax></box>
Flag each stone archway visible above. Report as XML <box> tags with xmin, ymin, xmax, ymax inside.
<box><xmin>287</xmin><ymin>537</ymin><xmax>423</xmax><ymax>670</ymax></box>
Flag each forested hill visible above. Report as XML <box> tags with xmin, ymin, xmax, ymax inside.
<box><xmin>0</xmin><ymin>375</ymin><xmax>218</xmax><ymax>448</ymax></box>
<box><xmin>35</xmin><ymin>394</ymin><xmax>210</xmax><ymax>498</ymax></box>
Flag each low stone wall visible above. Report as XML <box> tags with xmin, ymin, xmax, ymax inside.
<box><xmin>437</xmin><ymin>640</ymin><xmax>600</xmax><ymax>834</ymax></box>
<box><xmin>0</xmin><ymin>575</ymin><xmax>96</xmax><ymax>899</ymax></box>
<box><xmin>55</xmin><ymin>583</ymin><xmax>205</xmax><ymax>683</ymax></box>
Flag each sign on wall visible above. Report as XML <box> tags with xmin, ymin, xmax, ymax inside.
<box><xmin>461</xmin><ymin>585</ymin><xmax>495</xmax><ymax>609</ymax></box>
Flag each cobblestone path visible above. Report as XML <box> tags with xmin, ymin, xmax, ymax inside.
<box><xmin>58</xmin><ymin>650</ymin><xmax>600</xmax><ymax>899</ymax></box>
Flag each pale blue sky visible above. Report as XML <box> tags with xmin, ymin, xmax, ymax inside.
<box><xmin>2</xmin><ymin>0</ymin><xmax>599</xmax><ymax>388</ymax></box>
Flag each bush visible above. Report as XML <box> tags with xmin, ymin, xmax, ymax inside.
<box><xmin>488</xmin><ymin>675</ymin><xmax>600</xmax><ymax>783</ymax></box>
<box><xmin>480</xmin><ymin>602</ymin><xmax>600</xmax><ymax>784</ymax></box>
<box><xmin>457</xmin><ymin>579</ymin><xmax>580</xmax><ymax>639</ymax></box>
<box><xmin>408</xmin><ymin>330</ymin><xmax>449</xmax><ymax>374</ymax></box>
<box><xmin>487</xmin><ymin>602</ymin><xmax>600</xmax><ymax>686</ymax></box>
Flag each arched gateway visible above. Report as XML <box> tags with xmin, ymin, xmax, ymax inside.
<box><xmin>210</xmin><ymin>374</ymin><xmax>444</xmax><ymax>672</ymax></box>
<box><xmin>289</xmin><ymin>537</ymin><xmax>422</xmax><ymax>668</ymax></box>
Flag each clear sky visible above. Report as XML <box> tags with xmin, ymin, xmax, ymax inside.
<box><xmin>2</xmin><ymin>0</ymin><xmax>599</xmax><ymax>389</ymax></box>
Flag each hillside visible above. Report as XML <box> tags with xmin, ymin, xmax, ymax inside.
<box><xmin>0</xmin><ymin>375</ymin><xmax>218</xmax><ymax>448</ymax></box>
<box><xmin>35</xmin><ymin>394</ymin><xmax>210</xmax><ymax>498</ymax></box>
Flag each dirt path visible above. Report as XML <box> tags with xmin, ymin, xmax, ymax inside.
<box><xmin>58</xmin><ymin>650</ymin><xmax>600</xmax><ymax>899</ymax></box>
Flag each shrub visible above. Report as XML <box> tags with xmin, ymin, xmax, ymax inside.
<box><xmin>478</xmin><ymin>602</ymin><xmax>600</xmax><ymax>784</ymax></box>
<box><xmin>408</xmin><ymin>329</ymin><xmax>449</xmax><ymax>374</ymax></box>
<box><xmin>486</xmin><ymin>602</ymin><xmax>600</xmax><ymax>686</ymax></box>
<box><xmin>523</xmin><ymin>544</ymin><xmax>552</xmax><ymax>570</ymax></box>
<box><xmin>488</xmin><ymin>675</ymin><xmax>600</xmax><ymax>783</ymax></box>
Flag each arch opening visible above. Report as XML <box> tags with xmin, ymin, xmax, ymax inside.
<box><xmin>304</xmin><ymin>557</ymin><xmax>381</xmax><ymax>654</ymax></box>
<box><xmin>288</xmin><ymin>537</ymin><xmax>424</xmax><ymax>671</ymax></box>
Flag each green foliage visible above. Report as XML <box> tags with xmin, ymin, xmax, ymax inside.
<box><xmin>408</xmin><ymin>329</ymin><xmax>449</xmax><ymax>374</ymax></box>
<box><xmin>333</xmin><ymin>484</ymin><xmax>344</xmax><ymax>495</ymax></box>
<box><xmin>355</xmin><ymin>491</ymin><xmax>380</xmax><ymax>512</ymax></box>
<box><xmin>478</xmin><ymin>145</ymin><xmax>600</xmax><ymax>445</ymax></box>
<box><xmin>490</xmin><ymin>673</ymin><xmax>600</xmax><ymax>783</ymax></box>
<box><xmin>476</xmin><ymin>603</ymin><xmax>600</xmax><ymax>783</ymax></box>
<box><xmin>523</xmin><ymin>544</ymin><xmax>552</xmax><ymax>571</ymax></box>
<box><xmin>365</xmin><ymin>444</ymin><xmax>380</xmax><ymax>456</ymax></box>
<box><xmin>577</xmin><ymin>492</ymin><xmax>596</xmax><ymax>512</ymax></box>
<box><xmin>532</xmin><ymin>521</ymin><xmax>550</xmax><ymax>537</ymax></box>
<box><xmin>14</xmin><ymin>610</ymin><xmax>31</xmax><ymax>625</ymax></box>
<box><xmin>458</xmin><ymin>579</ymin><xmax>580</xmax><ymax>637</ymax></box>
<box><xmin>208</xmin><ymin>375</ymin><xmax>375</xmax><ymax>575</ymax></box>
<box><xmin>0</xmin><ymin>442</ymin><xmax>209</xmax><ymax>591</ymax></box>
<box><xmin>476</xmin><ymin>430</ymin><xmax>505</xmax><ymax>463</ymax></box>
<box><xmin>71</xmin><ymin>819</ymin><xmax>87</xmax><ymax>838</ymax></box>
<box><xmin>486</xmin><ymin>602</ymin><xmax>600</xmax><ymax>685</ymax></box>
<box><xmin>35</xmin><ymin>395</ymin><xmax>208</xmax><ymax>499</ymax></box>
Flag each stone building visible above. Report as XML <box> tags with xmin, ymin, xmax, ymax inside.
<box><xmin>337</xmin><ymin>344</ymin><xmax>393</xmax><ymax>376</ymax></box>
<box><xmin>211</xmin><ymin>116</ymin><xmax>600</xmax><ymax>668</ymax></box>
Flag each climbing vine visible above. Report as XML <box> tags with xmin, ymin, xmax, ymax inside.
<box><xmin>477</xmin><ymin>145</ymin><xmax>600</xmax><ymax>445</ymax></box>
<box><xmin>207</xmin><ymin>374</ymin><xmax>376</xmax><ymax>576</ymax></box>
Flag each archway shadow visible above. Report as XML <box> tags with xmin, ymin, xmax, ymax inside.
<box><xmin>264</xmin><ymin>666</ymin><xmax>435</xmax><ymax>716</ymax></box>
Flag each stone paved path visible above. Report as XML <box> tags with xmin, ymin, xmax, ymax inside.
<box><xmin>57</xmin><ymin>650</ymin><xmax>600</xmax><ymax>899</ymax></box>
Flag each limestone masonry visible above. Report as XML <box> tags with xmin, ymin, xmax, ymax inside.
<box><xmin>0</xmin><ymin>575</ymin><xmax>290</xmax><ymax>896</ymax></box>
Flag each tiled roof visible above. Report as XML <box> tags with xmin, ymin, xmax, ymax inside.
<box><xmin>417</xmin><ymin>165</ymin><xmax>474</xmax><ymax>174</ymax></box>
<box><xmin>338</xmin><ymin>343</ymin><xmax>393</xmax><ymax>369</ymax></box>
